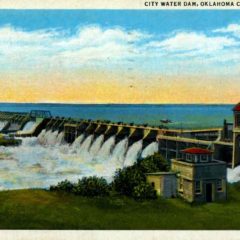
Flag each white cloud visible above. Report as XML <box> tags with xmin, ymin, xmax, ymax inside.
<box><xmin>0</xmin><ymin>26</ymin><xmax>53</xmax><ymax>42</ymax></box>
<box><xmin>0</xmin><ymin>23</ymin><xmax>240</xmax><ymax>76</ymax></box>
<box><xmin>0</xmin><ymin>25</ymin><xmax>148</xmax><ymax>70</ymax></box>
<box><xmin>55</xmin><ymin>42</ymin><xmax>137</xmax><ymax>67</ymax></box>
<box><xmin>213</xmin><ymin>24</ymin><xmax>240</xmax><ymax>38</ymax></box>
<box><xmin>147</xmin><ymin>32</ymin><xmax>238</xmax><ymax>55</ymax></box>
<box><xmin>57</xmin><ymin>26</ymin><xmax>149</xmax><ymax>49</ymax></box>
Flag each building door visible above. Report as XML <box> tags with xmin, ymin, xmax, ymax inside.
<box><xmin>233</xmin><ymin>134</ymin><xmax>240</xmax><ymax>167</ymax></box>
<box><xmin>206</xmin><ymin>183</ymin><xmax>212</xmax><ymax>202</ymax></box>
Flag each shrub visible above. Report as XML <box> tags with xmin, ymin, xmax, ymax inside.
<box><xmin>50</xmin><ymin>176</ymin><xmax>110</xmax><ymax>197</ymax></box>
<box><xmin>50</xmin><ymin>179</ymin><xmax>74</xmax><ymax>192</ymax></box>
<box><xmin>73</xmin><ymin>176</ymin><xmax>110</xmax><ymax>197</ymax></box>
<box><xmin>132</xmin><ymin>182</ymin><xmax>157</xmax><ymax>200</ymax></box>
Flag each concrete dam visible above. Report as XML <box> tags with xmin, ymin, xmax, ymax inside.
<box><xmin>0</xmin><ymin>109</ymin><xmax>236</xmax><ymax>169</ymax></box>
<box><xmin>0</xmin><ymin>110</ymin><xmax>160</xmax><ymax>167</ymax></box>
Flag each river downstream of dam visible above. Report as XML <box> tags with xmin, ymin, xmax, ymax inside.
<box><xmin>0</xmin><ymin>103</ymin><xmax>238</xmax><ymax>189</ymax></box>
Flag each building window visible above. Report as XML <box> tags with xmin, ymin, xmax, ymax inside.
<box><xmin>236</xmin><ymin>115</ymin><xmax>240</xmax><ymax>127</ymax></box>
<box><xmin>186</xmin><ymin>154</ymin><xmax>193</xmax><ymax>162</ymax></box>
<box><xmin>179</xmin><ymin>178</ymin><xmax>183</xmax><ymax>192</ymax></box>
<box><xmin>217</xmin><ymin>179</ymin><xmax>223</xmax><ymax>192</ymax></box>
<box><xmin>151</xmin><ymin>182</ymin><xmax>155</xmax><ymax>188</ymax></box>
<box><xmin>200</xmin><ymin>155</ymin><xmax>208</xmax><ymax>162</ymax></box>
<box><xmin>195</xmin><ymin>181</ymin><xmax>201</xmax><ymax>194</ymax></box>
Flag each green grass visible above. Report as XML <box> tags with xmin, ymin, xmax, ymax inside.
<box><xmin>0</xmin><ymin>184</ymin><xmax>240</xmax><ymax>229</ymax></box>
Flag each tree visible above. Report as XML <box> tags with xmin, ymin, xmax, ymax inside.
<box><xmin>113</xmin><ymin>166</ymin><xmax>145</xmax><ymax>196</ymax></box>
<box><xmin>138</xmin><ymin>152</ymin><xmax>170</xmax><ymax>173</ymax></box>
<box><xmin>113</xmin><ymin>152</ymin><xmax>169</xmax><ymax>199</ymax></box>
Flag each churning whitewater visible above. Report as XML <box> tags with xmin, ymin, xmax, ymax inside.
<box><xmin>0</xmin><ymin>129</ymin><xmax>158</xmax><ymax>190</ymax></box>
<box><xmin>0</xmin><ymin>121</ymin><xmax>7</xmax><ymax>131</ymax></box>
<box><xmin>0</xmin><ymin>125</ymin><xmax>239</xmax><ymax>189</ymax></box>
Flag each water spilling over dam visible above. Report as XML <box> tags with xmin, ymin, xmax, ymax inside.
<box><xmin>0</xmin><ymin>128</ymin><xmax>158</xmax><ymax>189</ymax></box>
<box><xmin>0</xmin><ymin>110</ymin><xmax>161</xmax><ymax>189</ymax></box>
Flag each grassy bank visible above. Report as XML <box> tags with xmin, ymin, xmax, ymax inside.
<box><xmin>0</xmin><ymin>184</ymin><xmax>240</xmax><ymax>229</ymax></box>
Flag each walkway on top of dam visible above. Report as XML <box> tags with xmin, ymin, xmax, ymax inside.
<box><xmin>157</xmin><ymin>134</ymin><xmax>233</xmax><ymax>146</ymax></box>
<box><xmin>0</xmin><ymin>110</ymin><xmax>223</xmax><ymax>136</ymax></box>
<box><xmin>65</xmin><ymin>120</ymin><xmax>222</xmax><ymax>134</ymax></box>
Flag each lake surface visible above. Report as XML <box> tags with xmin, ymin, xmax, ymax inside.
<box><xmin>0</xmin><ymin>103</ymin><xmax>234</xmax><ymax>129</ymax></box>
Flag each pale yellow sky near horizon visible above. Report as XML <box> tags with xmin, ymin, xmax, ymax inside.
<box><xmin>0</xmin><ymin>70</ymin><xmax>239</xmax><ymax>104</ymax></box>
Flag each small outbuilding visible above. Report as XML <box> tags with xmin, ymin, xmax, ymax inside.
<box><xmin>146</xmin><ymin>172</ymin><xmax>177</xmax><ymax>198</ymax></box>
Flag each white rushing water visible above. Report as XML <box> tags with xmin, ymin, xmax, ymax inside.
<box><xmin>89</xmin><ymin>134</ymin><xmax>104</xmax><ymax>156</ymax></box>
<box><xmin>124</xmin><ymin>140</ymin><xmax>143</xmax><ymax>167</ymax></box>
<box><xmin>98</xmin><ymin>136</ymin><xmax>115</xmax><ymax>158</ymax></box>
<box><xmin>79</xmin><ymin>135</ymin><xmax>94</xmax><ymax>155</ymax></box>
<box><xmin>37</xmin><ymin>129</ymin><xmax>47</xmax><ymax>144</ymax></box>
<box><xmin>141</xmin><ymin>142</ymin><xmax>158</xmax><ymax>158</ymax></box>
<box><xmin>44</xmin><ymin>130</ymin><xmax>59</xmax><ymax>145</ymax></box>
<box><xmin>110</xmin><ymin>138</ymin><xmax>128</xmax><ymax>166</ymax></box>
<box><xmin>0</xmin><ymin>129</ymin><xmax>150</xmax><ymax>189</ymax></box>
<box><xmin>56</xmin><ymin>131</ymin><xmax>65</xmax><ymax>145</ymax></box>
<box><xmin>227</xmin><ymin>167</ymin><xmax>240</xmax><ymax>183</ymax></box>
<box><xmin>71</xmin><ymin>134</ymin><xmax>84</xmax><ymax>152</ymax></box>
<box><xmin>22</xmin><ymin>121</ymin><xmax>37</xmax><ymax>132</ymax></box>
<box><xmin>0</xmin><ymin>121</ymin><xmax>7</xmax><ymax>131</ymax></box>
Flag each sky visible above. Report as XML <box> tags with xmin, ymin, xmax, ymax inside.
<box><xmin>0</xmin><ymin>10</ymin><xmax>240</xmax><ymax>103</ymax></box>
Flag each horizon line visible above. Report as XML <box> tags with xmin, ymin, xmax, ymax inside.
<box><xmin>0</xmin><ymin>101</ymin><xmax>236</xmax><ymax>105</ymax></box>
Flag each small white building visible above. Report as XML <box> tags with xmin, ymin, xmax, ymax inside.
<box><xmin>146</xmin><ymin>172</ymin><xmax>177</xmax><ymax>198</ymax></box>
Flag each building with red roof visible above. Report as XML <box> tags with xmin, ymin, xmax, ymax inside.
<box><xmin>232</xmin><ymin>102</ymin><xmax>240</xmax><ymax>168</ymax></box>
<box><xmin>171</xmin><ymin>147</ymin><xmax>227</xmax><ymax>203</ymax></box>
<box><xmin>233</xmin><ymin>102</ymin><xmax>240</xmax><ymax>129</ymax></box>
<box><xmin>182</xmin><ymin>147</ymin><xmax>212</xmax><ymax>154</ymax></box>
<box><xmin>180</xmin><ymin>147</ymin><xmax>213</xmax><ymax>164</ymax></box>
<box><xmin>233</xmin><ymin>102</ymin><xmax>240</xmax><ymax>112</ymax></box>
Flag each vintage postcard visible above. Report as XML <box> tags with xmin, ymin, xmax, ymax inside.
<box><xmin>0</xmin><ymin>0</ymin><xmax>240</xmax><ymax>239</ymax></box>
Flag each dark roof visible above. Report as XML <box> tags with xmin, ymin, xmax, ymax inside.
<box><xmin>181</xmin><ymin>147</ymin><xmax>212</xmax><ymax>155</ymax></box>
<box><xmin>233</xmin><ymin>103</ymin><xmax>240</xmax><ymax>111</ymax></box>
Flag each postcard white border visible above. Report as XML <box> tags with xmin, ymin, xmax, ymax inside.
<box><xmin>0</xmin><ymin>0</ymin><xmax>239</xmax><ymax>239</ymax></box>
<box><xmin>0</xmin><ymin>0</ymin><xmax>240</xmax><ymax>9</ymax></box>
<box><xmin>0</xmin><ymin>230</ymin><xmax>240</xmax><ymax>240</ymax></box>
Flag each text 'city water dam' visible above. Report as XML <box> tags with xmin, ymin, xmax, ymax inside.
<box><xmin>0</xmin><ymin>105</ymin><xmax>239</xmax><ymax>190</ymax></box>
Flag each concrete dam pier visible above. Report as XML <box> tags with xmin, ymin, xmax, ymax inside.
<box><xmin>64</xmin><ymin>121</ymin><xmax>158</xmax><ymax>149</ymax></box>
<box><xmin>0</xmin><ymin>107</ymin><xmax>238</xmax><ymax>168</ymax></box>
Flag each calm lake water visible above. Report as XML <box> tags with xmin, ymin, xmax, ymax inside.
<box><xmin>0</xmin><ymin>103</ymin><xmax>234</xmax><ymax>129</ymax></box>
